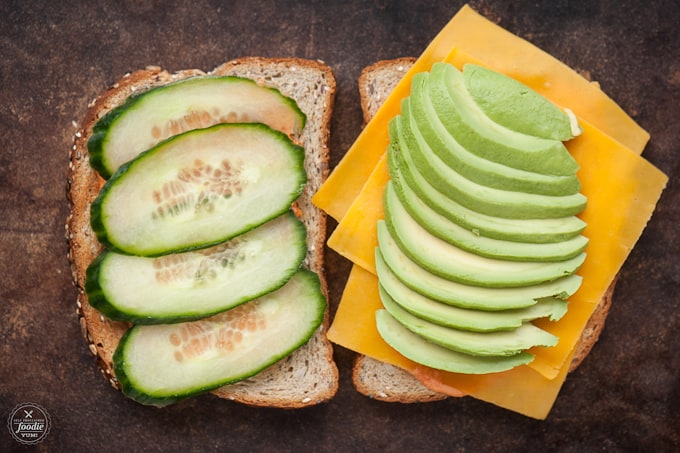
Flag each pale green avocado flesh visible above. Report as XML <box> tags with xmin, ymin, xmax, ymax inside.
<box><xmin>376</xmin><ymin>62</ymin><xmax>588</xmax><ymax>374</ymax></box>
<box><xmin>387</xmin><ymin>145</ymin><xmax>587</xmax><ymax>244</ymax></box>
<box><xmin>376</xmin><ymin>310</ymin><xmax>536</xmax><ymax>375</ymax></box>
<box><xmin>384</xmin><ymin>181</ymin><xmax>588</xmax><ymax>262</ymax></box>
<box><xmin>379</xmin><ymin>219</ymin><xmax>585</xmax><ymax>288</ymax></box>
<box><xmin>375</xmin><ymin>245</ymin><xmax>581</xmax><ymax>312</ymax></box>
<box><xmin>463</xmin><ymin>64</ymin><xmax>579</xmax><ymax>141</ymax></box>
<box><xmin>390</xmin><ymin>110</ymin><xmax>586</xmax><ymax>220</ymax></box>
<box><xmin>404</xmin><ymin>73</ymin><xmax>581</xmax><ymax>196</ymax></box>
<box><xmin>380</xmin><ymin>287</ymin><xmax>558</xmax><ymax>357</ymax></box>
<box><xmin>376</xmin><ymin>251</ymin><xmax>568</xmax><ymax>332</ymax></box>
<box><xmin>427</xmin><ymin>62</ymin><xmax>579</xmax><ymax>176</ymax></box>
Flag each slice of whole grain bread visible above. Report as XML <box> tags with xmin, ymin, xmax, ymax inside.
<box><xmin>351</xmin><ymin>58</ymin><xmax>615</xmax><ymax>403</ymax></box>
<box><xmin>66</xmin><ymin>57</ymin><xmax>338</xmax><ymax>408</ymax></box>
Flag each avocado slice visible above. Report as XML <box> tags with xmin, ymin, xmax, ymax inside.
<box><xmin>378</xmin><ymin>215</ymin><xmax>585</xmax><ymax>290</ymax></box>
<box><xmin>389</xmin><ymin>115</ymin><xmax>587</xmax><ymax>219</ymax></box>
<box><xmin>463</xmin><ymin>64</ymin><xmax>580</xmax><ymax>141</ymax></box>
<box><xmin>371</xmin><ymin>62</ymin><xmax>592</xmax><ymax>375</ymax></box>
<box><xmin>379</xmin><ymin>286</ymin><xmax>558</xmax><ymax>356</ymax></box>
<box><xmin>375</xmin><ymin>310</ymin><xmax>535</xmax><ymax>374</ymax></box>
<box><xmin>404</xmin><ymin>72</ymin><xmax>581</xmax><ymax>196</ymax></box>
<box><xmin>376</xmin><ymin>244</ymin><xmax>581</xmax><ymax>311</ymax></box>
<box><xmin>387</xmin><ymin>145</ymin><xmax>587</xmax><ymax>244</ymax></box>
<box><xmin>376</xmin><ymin>253</ymin><xmax>568</xmax><ymax>332</ymax></box>
<box><xmin>427</xmin><ymin>62</ymin><xmax>578</xmax><ymax>176</ymax></box>
<box><xmin>384</xmin><ymin>180</ymin><xmax>589</xmax><ymax>262</ymax></box>
<box><xmin>380</xmin><ymin>204</ymin><xmax>586</xmax><ymax>288</ymax></box>
<box><xmin>376</xmin><ymin>242</ymin><xmax>580</xmax><ymax>311</ymax></box>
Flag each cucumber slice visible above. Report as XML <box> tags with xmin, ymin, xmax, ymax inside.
<box><xmin>86</xmin><ymin>211</ymin><xmax>307</xmax><ymax>324</ymax></box>
<box><xmin>113</xmin><ymin>269</ymin><xmax>326</xmax><ymax>406</ymax></box>
<box><xmin>91</xmin><ymin>123</ymin><xmax>306</xmax><ymax>256</ymax></box>
<box><xmin>88</xmin><ymin>75</ymin><xmax>306</xmax><ymax>178</ymax></box>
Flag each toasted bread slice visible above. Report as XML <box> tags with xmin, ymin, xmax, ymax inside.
<box><xmin>351</xmin><ymin>58</ymin><xmax>614</xmax><ymax>403</ymax></box>
<box><xmin>66</xmin><ymin>57</ymin><xmax>339</xmax><ymax>408</ymax></box>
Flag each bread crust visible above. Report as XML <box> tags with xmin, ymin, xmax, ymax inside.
<box><xmin>66</xmin><ymin>58</ymin><xmax>338</xmax><ymax>407</ymax></box>
<box><xmin>358</xmin><ymin>57</ymin><xmax>417</xmax><ymax>125</ymax></box>
<box><xmin>351</xmin><ymin>58</ymin><xmax>614</xmax><ymax>403</ymax></box>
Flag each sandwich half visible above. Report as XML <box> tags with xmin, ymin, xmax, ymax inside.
<box><xmin>350</xmin><ymin>58</ymin><xmax>616</xmax><ymax>404</ymax></box>
<box><xmin>66</xmin><ymin>57</ymin><xmax>339</xmax><ymax>407</ymax></box>
<box><xmin>313</xmin><ymin>5</ymin><xmax>666</xmax><ymax>420</ymax></box>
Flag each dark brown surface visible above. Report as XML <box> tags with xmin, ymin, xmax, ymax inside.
<box><xmin>1</xmin><ymin>0</ymin><xmax>678</xmax><ymax>450</ymax></box>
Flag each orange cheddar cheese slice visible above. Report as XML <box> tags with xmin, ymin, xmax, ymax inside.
<box><xmin>326</xmin><ymin>154</ymin><xmax>387</xmax><ymax>274</ymax></box>
<box><xmin>326</xmin><ymin>154</ymin><xmax>388</xmax><ymax>273</ymax></box>
<box><xmin>326</xmin><ymin>112</ymin><xmax>667</xmax><ymax>381</ymax></box>
<box><xmin>327</xmin><ymin>265</ymin><xmax>384</xmax><ymax>359</ymax></box>
<box><xmin>312</xmin><ymin>11</ymin><xmax>464</xmax><ymax>222</ymax></box>
<box><xmin>445</xmin><ymin>7</ymin><xmax>649</xmax><ymax>154</ymax></box>
<box><xmin>327</xmin><ymin>264</ymin><xmax>574</xmax><ymax>419</ymax></box>
<box><xmin>527</xmin><ymin>119</ymin><xmax>667</xmax><ymax>378</ymax></box>
<box><xmin>325</xmin><ymin>113</ymin><xmax>667</xmax><ymax>419</ymax></box>
<box><xmin>312</xmin><ymin>4</ymin><xmax>650</xmax><ymax>222</ymax></box>
<box><xmin>323</xmin><ymin>4</ymin><xmax>668</xmax><ymax>419</ymax></box>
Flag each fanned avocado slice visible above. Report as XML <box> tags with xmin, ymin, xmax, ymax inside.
<box><xmin>378</xmin><ymin>218</ymin><xmax>585</xmax><ymax>289</ymax></box>
<box><xmin>386</xmin><ymin>145</ymin><xmax>587</xmax><ymax>244</ymax></box>
<box><xmin>427</xmin><ymin>62</ymin><xmax>578</xmax><ymax>176</ymax></box>
<box><xmin>383</xmin><ymin>181</ymin><xmax>588</xmax><ymax>262</ymax></box>
<box><xmin>376</xmin><ymin>252</ymin><xmax>568</xmax><ymax>332</ymax></box>
<box><xmin>463</xmin><ymin>63</ymin><xmax>580</xmax><ymax>141</ymax></box>
<box><xmin>403</xmin><ymin>72</ymin><xmax>581</xmax><ymax>196</ymax></box>
<box><xmin>389</xmin><ymin>116</ymin><xmax>587</xmax><ymax>220</ymax></box>
<box><xmin>373</xmin><ymin>61</ymin><xmax>589</xmax><ymax>377</ymax></box>
<box><xmin>376</xmin><ymin>245</ymin><xmax>581</xmax><ymax>312</ymax></box>
<box><xmin>375</xmin><ymin>310</ymin><xmax>535</xmax><ymax>375</ymax></box>
<box><xmin>379</xmin><ymin>287</ymin><xmax>558</xmax><ymax>357</ymax></box>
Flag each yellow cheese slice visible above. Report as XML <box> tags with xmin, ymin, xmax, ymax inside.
<box><xmin>526</xmin><ymin>118</ymin><xmax>668</xmax><ymax>377</ymax></box>
<box><xmin>323</xmin><ymin>4</ymin><xmax>668</xmax><ymax>419</ymax></box>
<box><xmin>327</xmin><ymin>264</ymin><xmax>573</xmax><ymax>419</ymax></box>
<box><xmin>326</xmin><ymin>119</ymin><xmax>667</xmax><ymax>417</ymax></box>
<box><xmin>312</xmin><ymin>12</ymin><xmax>464</xmax><ymax>222</ymax></box>
<box><xmin>327</xmin><ymin>265</ymin><xmax>384</xmax><ymax>357</ymax></box>
<box><xmin>326</xmin><ymin>154</ymin><xmax>387</xmax><ymax>274</ymax></box>
<box><xmin>326</xmin><ymin>112</ymin><xmax>667</xmax><ymax>380</ymax></box>
<box><xmin>445</xmin><ymin>6</ymin><xmax>649</xmax><ymax>154</ymax></box>
<box><xmin>312</xmin><ymin>4</ymin><xmax>649</xmax><ymax>222</ymax></box>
